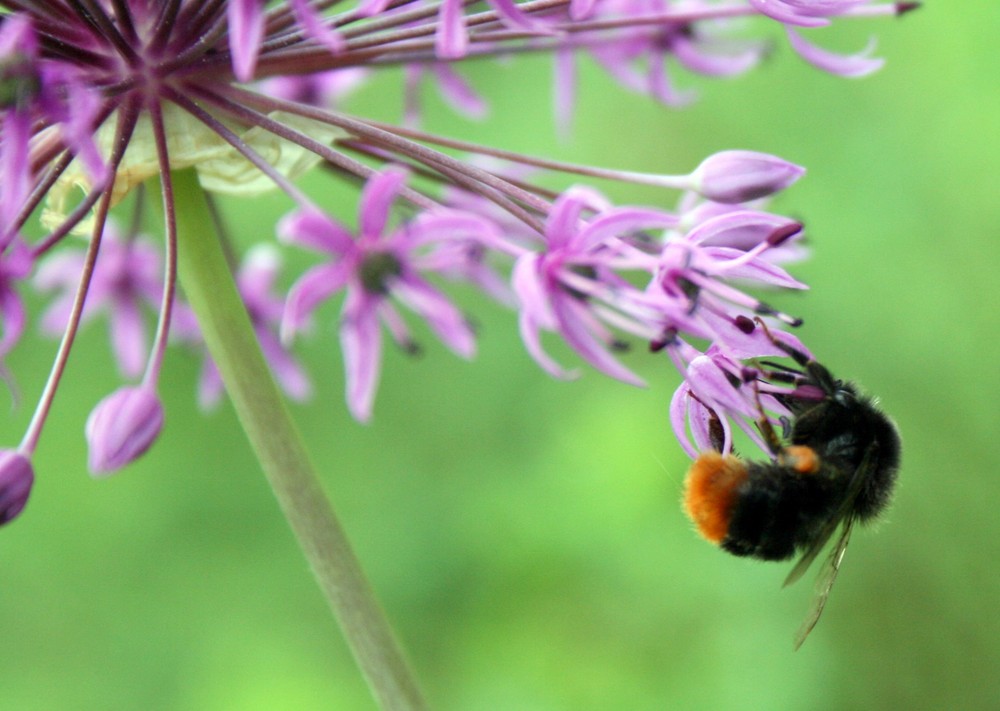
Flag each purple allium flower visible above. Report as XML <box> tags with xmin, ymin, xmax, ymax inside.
<box><xmin>0</xmin><ymin>0</ymin><xmax>914</xmax><ymax>519</ymax></box>
<box><xmin>690</xmin><ymin>151</ymin><xmax>806</xmax><ymax>204</ymax></box>
<box><xmin>749</xmin><ymin>0</ymin><xmax>869</xmax><ymax>25</ymax></box>
<box><xmin>667</xmin><ymin>332</ymin><xmax>810</xmax><ymax>458</ymax></box>
<box><xmin>35</xmin><ymin>220</ymin><xmax>163</xmax><ymax>379</ymax></box>
<box><xmin>281</xmin><ymin>169</ymin><xmax>484</xmax><ymax>421</ymax></box>
<box><xmin>627</xmin><ymin>199</ymin><xmax>816</xmax><ymax>459</ymax></box>
<box><xmin>85</xmin><ymin>385</ymin><xmax>164</xmax><ymax>476</ymax></box>
<box><xmin>512</xmin><ymin>187</ymin><xmax>676</xmax><ymax>386</ymax></box>
<box><xmin>571</xmin><ymin>0</ymin><xmax>767</xmax><ymax>110</ymax></box>
<box><xmin>0</xmin><ymin>450</ymin><xmax>33</xmax><ymax>525</ymax></box>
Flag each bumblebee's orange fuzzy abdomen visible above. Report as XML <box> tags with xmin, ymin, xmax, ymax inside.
<box><xmin>683</xmin><ymin>452</ymin><xmax>749</xmax><ymax>544</ymax></box>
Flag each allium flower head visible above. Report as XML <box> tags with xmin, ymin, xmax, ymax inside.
<box><xmin>0</xmin><ymin>2</ymin><xmax>919</xmax><ymax>704</ymax></box>
<box><xmin>0</xmin><ymin>0</ymin><xmax>915</xmax><ymax>524</ymax></box>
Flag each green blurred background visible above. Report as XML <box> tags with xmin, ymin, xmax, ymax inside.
<box><xmin>2</xmin><ymin>4</ymin><xmax>998</xmax><ymax>710</ymax></box>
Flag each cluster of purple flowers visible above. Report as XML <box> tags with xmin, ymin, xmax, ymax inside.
<box><xmin>0</xmin><ymin>0</ymin><xmax>915</xmax><ymax>526</ymax></box>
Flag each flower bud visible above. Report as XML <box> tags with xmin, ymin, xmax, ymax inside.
<box><xmin>85</xmin><ymin>386</ymin><xmax>164</xmax><ymax>476</ymax></box>
<box><xmin>691</xmin><ymin>151</ymin><xmax>805</xmax><ymax>204</ymax></box>
<box><xmin>0</xmin><ymin>450</ymin><xmax>33</xmax><ymax>526</ymax></box>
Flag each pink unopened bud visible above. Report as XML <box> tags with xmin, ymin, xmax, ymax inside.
<box><xmin>691</xmin><ymin>151</ymin><xmax>805</xmax><ymax>204</ymax></box>
<box><xmin>0</xmin><ymin>450</ymin><xmax>33</xmax><ymax>525</ymax></box>
<box><xmin>85</xmin><ymin>386</ymin><xmax>164</xmax><ymax>476</ymax></box>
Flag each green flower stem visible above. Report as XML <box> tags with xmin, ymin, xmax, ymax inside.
<box><xmin>164</xmin><ymin>169</ymin><xmax>427</xmax><ymax>711</ymax></box>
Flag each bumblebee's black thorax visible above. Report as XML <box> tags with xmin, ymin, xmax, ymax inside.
<box><xmin>721</xmin><ymin>377</ymin><xmax>901</xmax><ymax>562</ymax></box>
<box><xmin>788</xmin><ymin>381</ymin><xmax>901</xmax><ymax>522</ymax></box>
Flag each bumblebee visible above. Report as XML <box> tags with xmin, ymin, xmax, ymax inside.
<box><xmin>683</xmin><ymin>323</ymin><xmax>901</xmax><ymax>648</ymax></box>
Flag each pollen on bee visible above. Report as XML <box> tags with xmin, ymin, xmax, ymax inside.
<box><xmin>683</xmin><ymin>452</ymin><xmax>749</xmax><ymax>544</ymax></box>
<box><xmin>783</xmin><ymin>445</ymin><xmax>820</xmax><ymax>474</ymax></box>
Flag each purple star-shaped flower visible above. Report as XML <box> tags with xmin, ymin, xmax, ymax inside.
<box><xmin>281</xmin><ymin>169</ymin><xmax>489</xmax><ymax>421</ymax></box>
<box><xmin>35</xmin><ymin>222</ymin><xmax>162</xmax><ymax>379</ymax></box>
<box><xmin>647</xmin><ymin>209</ymin><xmax>807</xmax><ymax>347</ymax></box>
<box><xmin>513</xmin><ymin>187</ymin><xmax>677</xmax><ymax>385</ymax></box>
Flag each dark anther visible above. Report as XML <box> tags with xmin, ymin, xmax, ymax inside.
<box><xmin>734</xmin><ymin>315</ymin><xmax>756</xmax><ymax>334</ymax></box>
<box><xmin>766</xmin><ymin>221</ymin><xmax>803</xmax><ymax>247</ymax></box>
<box><xmin>649</xmin><ymin>327</ymin><xmax>678</xmax><ymax>353</ymax></box>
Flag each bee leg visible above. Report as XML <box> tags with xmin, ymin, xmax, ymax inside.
<box><xmin>747</xmin><ymin>375</ymin><xmax>785</xmax><ymax>458</ymax></box>
<box><xmin>753</xmin><ymin>317</ymin><xmax>812</xmax><ymax>366</ymax></box>
<box><xmin>753</xmin><ymin>317</ymin><xmax>839</xmax><ymax>396</ymax></box>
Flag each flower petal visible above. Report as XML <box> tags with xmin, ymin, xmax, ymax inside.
<box><xmin>435</xmin><ymin>0</ymin><xmax>469</xmax><ymax>59</ymax></box>
<box><xmin>340</xmin><ymin>292</ymin><xmax>383</xmax><ymax>422</ymax></box>
<box><xmin>228</xmin><ymin>0</ymin><xmax>266</xmax><ymax>82</ymax></box>
<box><xmin>278</xmin><ymin>208</ymin><xmax>355</xmax><ymax>254</ymax></box>
<box><xmin>517</xmin><ymin>309</ymin><xmax>578</xmax><ymax>381</ymax></box>
<box><xmin>748</xmin><ymin>0</ymin><xmax>830</xmax><ymax>27</ymax></box>
<box><xmin>393</xmin><ymin>276</ymin><xmax>476</xmax><ymax>358</ymax></box>
<box><xmin>282</xmin><ymin>261</ymin><xmax>353</xmax><ymax>340</ymax></box>
<box><xmin>359</xmin><ymin>168</ymin><xmax>408</xmax><ymax>239</ymax></box>
<box><xmin>109</xmin><ymin>300</ymin><xmax>149</xmax><ymax>378</ymax></box>
<box><xmin>551</xmin><ymin>295</ymin><xmax>645</xmax><ymax>386</ymax></box>
<box><xmin>787</xmin><ymin>29</ymin><xmax>885</xmax><ymax>78</ymax></box>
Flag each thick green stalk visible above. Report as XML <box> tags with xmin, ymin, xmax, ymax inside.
<box><xmin>165</xmin><ymin>170</ymin><xmax>427</xmax><ymax>711</ymax></box>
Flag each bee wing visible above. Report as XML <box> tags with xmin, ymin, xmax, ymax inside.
<box><xmin>782</xmin><ymin>442</ymin><xmax>879</xmax><ymax>589</ymax></box>
<box><xmin>785</xmin><ymin>442</ymin><xmax>882</xmax><ymax>649</ymax></box>
<box><xmin>791</xmin><ymin>515</ymin><xmax>856</xmax><ymax>650</ymax></box>
<box><xmin>782</xmin><ymin>503</ymin><xmax>846</xmax><ymax>588</ymax></box>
